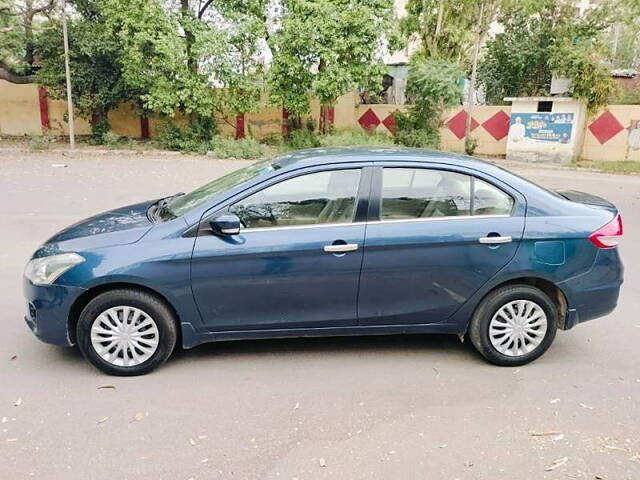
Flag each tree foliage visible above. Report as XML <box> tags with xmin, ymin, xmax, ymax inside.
<box><xmin>478</xmin><ymin>0</ymin><xmax>616</xmax><ymax>112</ymax></box>
<box><xmin>400</xmin><ymin>0</ymin><xmax>477</xmax><ymax>65</ymax></box>
<box><xmin>268</xmin><ymin>0</ymin><xmax>399</xmax><ymax>131</ymax></box>
<box><xmin>0</xmin><ymin>0</ymin><xmax>55</xmax><ymax>82</ymax></box>
<box><xmin>392</xmin><ymin>59</ymin><xmax>462</xmax><ymax>148</ymax></box>
<box><xmin>36</xmin><ymin>1</ymin><xmax>128</xmax><ymax>137</ymax></box>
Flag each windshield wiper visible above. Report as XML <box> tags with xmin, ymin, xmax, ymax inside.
<box><xmin>148</xmin><ymin>193</ymin><xmax>184</xmax><ymax>223</ymax></box>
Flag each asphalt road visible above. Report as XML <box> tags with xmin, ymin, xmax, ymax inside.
<box><xmin>1</xmin><ymin>150</ymin><xmax>639</xmax><ymax>480</ymax></box>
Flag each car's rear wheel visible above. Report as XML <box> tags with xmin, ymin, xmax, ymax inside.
<box><xmin>469</xmin><ymin>284</ymin><xmax>558</xmax><ymax>366</ymax></box>
<box><xmin>76</xmin><ymin>289</ymin><xmax>178</xmax><ymax>376</ymax></box>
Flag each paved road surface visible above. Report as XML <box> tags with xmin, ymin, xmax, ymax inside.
<box><xmin>1</xmin><ymin>151</ymin><xmax>639</xmax><ymax>479</ymax></box>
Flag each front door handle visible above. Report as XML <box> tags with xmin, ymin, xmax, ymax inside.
<box><xmin>479</xmin><ymin>236</ymin><xmax>512</xmax><ymax>244</ymax></box>
<box><xmin>324</xmin><ymin>243</ymin><xmax>359</xmax><ymax>253</ymax></box>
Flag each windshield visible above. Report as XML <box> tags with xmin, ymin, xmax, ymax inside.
<box><xmin>167</xmin><ymin>159</ymin><xmax>280</xmax><ymax>217</ymax></box>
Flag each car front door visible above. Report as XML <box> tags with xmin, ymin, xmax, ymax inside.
<box><xmin>357</xmin><ymin>164</ymin><xmax>525</xmax><ymax>326</ymax></box>
<box><xmin>191</xmin><ymin>165</ymin><xmax>371</xmax><ymax>331</ymax></box>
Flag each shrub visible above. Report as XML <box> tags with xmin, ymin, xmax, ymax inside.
<box><xmin>392</xmin><ymin>60</ymin><xmax>462</xmax><ymax>149</ymax></box>
<box><xmin>261</xmin><ymin>133</ymin><xmax>283</xmax><ymax>147</ymax></box>
<box><xmin>28</xmin><ymin>134</ymin><xmax>55</xmax><ymax>150</ymax></box>
<box><xmin>159</xmin><ymin>116</ymin><xmax>217</xmax><ymax>153</ymax></box>
<box><xmin>284</xmin><ymin>128</ymin><xmax>321</xmax><ymax>150</ymax></box>
<box><xmin>318</xmin><ymin>128</ymin><xmax>395</xmax><ymax>147</ymax></box>
<box><xmin>212</xmin><ymin>136</ymin><xmax>264</xmax><ymax>159</ymax></box>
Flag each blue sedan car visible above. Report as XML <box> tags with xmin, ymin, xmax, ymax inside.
<box><xmin>23</xmin><ymin>148</ymin><xmax>624</xmax><ymax>375</ymax></box>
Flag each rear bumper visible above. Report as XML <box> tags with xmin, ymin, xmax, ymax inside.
<box><xmin>560</xmin><ymin>248</ymin><xmax>623</xmax><ymax>330</ymax></box>
<box><xmin>23</xmin><ymin>278</ymin><xmax>86</xmax><ymax>346</ymax></box>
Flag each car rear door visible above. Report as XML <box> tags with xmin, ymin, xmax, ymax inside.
<box><xmin>357</xmin><ymin>163</ymin><xmax>526</xmax><ymax>326</ymax></box>
<box><xmin>191</xmin><ymin>164</ymin><xmax>372</xmax><ymax>331</ymax></box>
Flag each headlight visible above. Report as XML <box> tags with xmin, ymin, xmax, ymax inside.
<box><xmin>24</xmin><ymin>253</ymin><xmax>85</xmax><ymax>286</ymax></box>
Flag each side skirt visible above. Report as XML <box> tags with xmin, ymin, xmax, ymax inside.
<box><xmin>180</xmin><ymin>322</ymin><xmax>462</xmax><ymax>349</ymax></box>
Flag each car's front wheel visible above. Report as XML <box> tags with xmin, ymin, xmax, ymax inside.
<box><xmin>469</xmin><ymin>284</ymin><xmax>558</xmax><ymax>366</ymax></box>
<box><xmin>77</xmin><ymin>289</ymin><xmax>178</xmax><ymax>376</ymax></box>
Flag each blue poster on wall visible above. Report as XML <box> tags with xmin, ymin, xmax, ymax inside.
<box><xmin>508</xmin><ymin>113</ymin><xmax>574</xmax><ymax>144</ymax></box>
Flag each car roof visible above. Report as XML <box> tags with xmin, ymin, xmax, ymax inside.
<box><xmin>273</xmin><ymin>147</ymin><xmax>494</xmax><ymax>171</ymax></box>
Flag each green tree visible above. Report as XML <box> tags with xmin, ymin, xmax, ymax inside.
<box><xmin>0</xmin><ymin>0</ymin><xmax>55</xmax><ymax>83</ymax></box>
<box><xmin>478</xmin><ymin>0</ymin><xmax>616</xmax><ymax>113</ymax></box>
<box><xmin>400</xmin><ymin>0</ymin><xmax>477</xmax><ymax>64</ymax></box>
<box><xmin>392</xmin><ymin>59</ymin><xmax>462</xmax><ymax>148</ymax></box>
<box><xmin>268</xmin><ymin>0</ymin><xmax>398</xmax><ymax>133</ymax></box>
<box><xmin>36</xmin><ymin>0</ymin><xmax>128</xmax><ymax>138</ymax></box>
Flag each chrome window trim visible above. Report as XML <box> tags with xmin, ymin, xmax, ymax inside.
<box><xmin>240</xmin><ymin>214</ymin><xmax>511</xmax><ymax>233</ymax></box>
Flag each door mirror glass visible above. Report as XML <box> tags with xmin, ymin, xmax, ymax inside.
<box><xmin>209</xmin><ymin>213</ymin><xmax>241</xmax><ymax>236</ymax></box>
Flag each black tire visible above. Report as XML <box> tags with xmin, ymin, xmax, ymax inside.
<box><xmin>469</xmin><ymin>284</ymin><xmax>558</xmax><ymax>366</ymax></box>
<box><xmin>76</xmin><ymin>289</ymin><xmax>178</xmax><ymax>376</ymax></box>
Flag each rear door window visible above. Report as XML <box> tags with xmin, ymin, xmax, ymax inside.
<box><xmin>381</xmin><ymin>168</ymin><xmax>472</xmax><ymax>219</ymax></box>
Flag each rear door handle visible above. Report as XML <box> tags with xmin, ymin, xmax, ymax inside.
<box><xmin>323</xmin><ymin>243</ymin><xmax>358</xmax><ymax>253</ymax></box>
<box><xmin>479</xmin><ymin>236</ymin><xmax>512</xmax><ymax>244</ymax></box>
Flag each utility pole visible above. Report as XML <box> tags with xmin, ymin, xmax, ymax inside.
<box><xmin>61</xmin><ymin>0</ymin><xmax>75</xmax><ymax>148</ymax></box>
<box><xmin>464</xmin><ymin>0</ymin><xmax>484</xmax><ymax>155</ymax></box>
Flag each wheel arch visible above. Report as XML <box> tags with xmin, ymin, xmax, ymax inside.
<box><xmin>476</xmin><ymin>277</ymin><xmax>569</xmax><ymax>330</ymax></box>
<box><xmin>68</xmin><ymin>282</ymin><xmax>182</xmax><ymax>345</ymax></box>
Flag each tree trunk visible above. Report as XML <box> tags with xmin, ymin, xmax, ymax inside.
<box><xmin>0</xmin><ymin>65</ymin><xmax>36</xmax><ymax>84</ymax></box>
<box><xmin>181</xmin><ymin>0</ymin><xmax>197</xmax><ymax>74</ymax></box>
<box><xmin>464</xmin><ymin>1</ymin><xmax>484</xmax><ymax>155</ymax></box>
<box><xmin>433</xmin><ymin>0</ymin><xmax>445</xmax><ymax>57</ymax></box>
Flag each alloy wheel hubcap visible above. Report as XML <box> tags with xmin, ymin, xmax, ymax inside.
<box><xmin>489</xmin><ymin>300</ymin><xmax>547</xmax><ymax>357</ymax></box>
<box><xmin>90</xmin><ymin>306</ymin><xmax>159</xmax><ymax>367</ymax></box>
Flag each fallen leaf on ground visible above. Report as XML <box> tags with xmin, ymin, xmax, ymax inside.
<box><xmin>319</xmin><ymin>458</ymin><xmax>327</xmax><ymax>467</ymax></box>
<box><xmin>131</xmin><ymin>412</ymin><xmax>145</xmax><ymax>422</ymax></box>
<box><xmin>97</xmin><ymin>417</ymin><xmax>109</xmax><ymax>424</ymax></box>
<box><xmin>579</xmin><ymin>403</ymin><xmax>594</xmax><ymax>410</ymax></box>
<box><xmin>545</xmin><ymin>456</ymin><xmax>568</xmax><ymax>471</ymax></box>
<box><xmin>603</xmin><ymin>445</ymin><xmax>626</xmax><ymax>452</ymax></box>
<box><xmin>529</xmin><ymin>430</ymin><xmax>562</xmax><ymax>437</ymax></box>
<box><xmin>97</xmin><ymin>385</ymin><xmax>116</xmax><ymax>390</ymax></box>
<box><xmin>14</xmin><ymin>397</ymin><xmax>22</xmax><ymax>407</ymax></box>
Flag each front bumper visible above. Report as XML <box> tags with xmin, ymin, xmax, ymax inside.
<box><xmin>23</xmin><ymin>277</ymin><xmax>86</xmax><ymax>346</ymax></box>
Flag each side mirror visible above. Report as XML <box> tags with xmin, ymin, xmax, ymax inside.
<box><xmin>209</xmin><ymin>213</ymin><xmax>241</xmax><ymax>236</ymax></box>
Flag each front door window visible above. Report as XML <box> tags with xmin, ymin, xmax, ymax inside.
<box><xmin>229</xmin><ymin>169</ymin><xmax>362</xmax><ymax>229</ymax></box>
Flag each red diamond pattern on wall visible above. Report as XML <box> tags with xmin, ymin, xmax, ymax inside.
<box><xmin>382</xmin><ymin>113</ymin><xmax>396</xmax><ymax>132</ymax></box>
<box><xmin>447</xmin><ymin>110</ymin><xmax>479</xmax><ymax>140</ymax></box>
<box><xmin>588</xmin><ymin>111</ymin><xmax>624</xmax><ymax>144</ymax></box>
<box><xmin>482</xmin><ymin>110</ymin><xmax>510</xmax><ymax>141</ymax></box>
<box><xmin>358</xmin><ymin>108</ymin><xmax>381</xmax><ymax>130</ymax></box>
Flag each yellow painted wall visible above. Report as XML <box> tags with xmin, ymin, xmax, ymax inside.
<box><xmin>48</xmin><ymin>98</ymin><xmax>92</xmax><ymax>135</ymax></box>
<box><xmin>2</xmin><ymin>79</ymin><xmax>639</xmax><ymax>162</ymax></box>
<box><xmin>0</xmin><ymin>81</ymin><xmax>42</xmax><ymax>135</ymax></box>
<box><xmin>582</xmin><ymin>105</ymin><xmax>640</xmax><ymax>162</ymax></box>
<box><xmin>440</xmin><ymin>106</ymin><xmax>512</xmax><ymax>157</ymax></box>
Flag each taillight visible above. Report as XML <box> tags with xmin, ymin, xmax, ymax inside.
<box><xmin>589</xmin><ymin>214</ymin><xmax>623</xmax><ymax>248</ymax></box>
